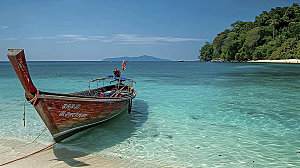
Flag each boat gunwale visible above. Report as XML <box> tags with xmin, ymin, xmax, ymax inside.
<box><xmin>38</xmin><ymin>87</ymin><xmax>136</xmax><ymax>102</ymax></box>
<box><xmin>38</xmin><ymin>92</ymin><xmax>136</xmax><ymax>102</ymax></box>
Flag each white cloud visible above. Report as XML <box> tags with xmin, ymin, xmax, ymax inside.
<box><xmin>1</xmin><ymin>25</ymin><xmax>8</xmax><ymax>29</ymax></box>
<box><xmin>112</xmin><ymin>34</ymin><xmax>205</xmax><ymax>42</ymax></box>
<box><xmin>56</xmin><ymin>40</ymin><xmax>74</xmax><ymax>44</ymax></box>
<box><xmin>27</xmin><ymin>34</ymin><xmax>206</xmax><ymax>43</ymax></box>
<box><xmin>2</xmin><ymin>37</ymin><xmax>17</xmax><ymax>40</ymax></box>
<box><xmin>28</xmin><ymin>36</ymin><xmax>52</xmax><ymax>40</ymax></box>
<box><xmin>57</xmin><ymin>34</ymin><xmax>81</xmax><ymax>38</ymax></box>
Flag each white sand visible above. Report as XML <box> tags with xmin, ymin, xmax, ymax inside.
<box><xmin>0</xmin><ymin>139</ymin><xmax>153</xmax><ymax>168</ymax></box>
<box><xmin>247</xmin><ymin>59</ymin><xmax>300</xmax><ymax>63</ymax></box>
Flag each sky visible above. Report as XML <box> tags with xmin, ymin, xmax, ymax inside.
<box><xmin>0</xmin><ymin>0</ymin><xmax>299</xmax><ymax>61</ymax></box>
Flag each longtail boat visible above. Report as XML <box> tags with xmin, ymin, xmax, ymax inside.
<box><xmin>7</xmin><ymin>49</ymin><xmax>136</xmax><ymax>142</ymax></box>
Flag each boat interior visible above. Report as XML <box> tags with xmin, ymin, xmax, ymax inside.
<box><xmin>73</xmin><ymin>84</ymin><xmax>133</xmax><ymax>98</ymax></box>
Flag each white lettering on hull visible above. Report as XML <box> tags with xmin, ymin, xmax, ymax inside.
<box><xmin>62</xmin><ymin>104</ymin><xmax>81</xmax><ymax>109</ymax></box>
<box><xmin>59</xmin><ymin>111</ymin><xmax>88</xmax><ymax>118</ymax></box>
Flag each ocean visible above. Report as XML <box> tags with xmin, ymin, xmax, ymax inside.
<box><xmin>0</xmin><ymin>61</ymin><xmax>299</xmax><ymax>167</ymax></box>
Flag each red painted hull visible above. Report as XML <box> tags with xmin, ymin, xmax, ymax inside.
<box><xmin>7</xmin><ymin>49</ymin><xmax>136</xmax><ymax>142</ymax></box>
<box><xmin>35</xmin><ymin>94</ymin><xmax>130</xmax><ymax>142</ymax></box>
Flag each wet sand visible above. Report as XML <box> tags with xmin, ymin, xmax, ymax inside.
<box><xmin>0</xmin><ymin>139</ymin><xmax>151</xmax><ymax>168</ymax></box>
<box><xmin>247</xmin><ymin>59</ymin><xmax>300</xmax><ymax>63</ymax></box>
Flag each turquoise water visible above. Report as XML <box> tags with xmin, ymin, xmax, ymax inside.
<box><xmin>0</xmin><ymin>61</ymin><xmax>300</xmax><ymax>167</ymax></box>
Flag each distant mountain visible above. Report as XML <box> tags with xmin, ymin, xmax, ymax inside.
<box><xmin>102</xmin><ymin>55</ymin><xmax>170</xmax><ymax>61</ymax></box>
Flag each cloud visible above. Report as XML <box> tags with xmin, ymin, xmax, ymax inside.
<box><xmin>2</xmin><ymin>37</ymin><xmax>17</xmax><ymax>40</ymax></box>
<box><xmin>112</xmin><ymin>34</ymin><xmax>205</xmax><ymax>42</ymax></box>
<box><xmin>1</xmin><ymin>25</ymin><xmax>8</xmax><ymax>29</ymax></box>
<box><xmin>56</xmin><ymin>40</ymin><xmax>74</xmax><ymax>44</ymax></box>
<box><xmin>28</xmin><ymin>36</ymin><xmax>53</xmax><ymax>40</ymax></box>
<box><xmin>27</xmin><ymin>34</ymin><xmax>206</xmax><ymax>43</ymax></box>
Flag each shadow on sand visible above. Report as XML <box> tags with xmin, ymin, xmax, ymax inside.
<box><xmin>53</xmin><ymin>99</ymin><xmax>149</xmax><ymax>167</ymax></box>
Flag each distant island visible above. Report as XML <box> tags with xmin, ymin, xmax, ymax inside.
<box><xmin>199</xmin><ymin>3</ymin><xmax>300</xmax><ymax>62</ymax></box>
<box><xmin>102</xmin><ymin>55</ymin><xmax>170</xmax><ymax>61</ymax></box>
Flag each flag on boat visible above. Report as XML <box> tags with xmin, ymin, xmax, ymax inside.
<box><xmin>122</xmin><ymin>60</ymin><xmax>126</xmax><ymax>70</ymax></box>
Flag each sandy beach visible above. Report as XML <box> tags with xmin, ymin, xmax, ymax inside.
<box><xmin>247</xmin><ymin>59</ymin><xmax>300</xmax><ymax>63</ymax></box>
<box><xmin>0</xmin><ymin>139</ymin><xmax>154</xmax><ymax>168</ymax></box>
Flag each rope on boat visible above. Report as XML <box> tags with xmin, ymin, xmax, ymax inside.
<box><xmin>23</xmin><ymin>99</ymin><xmax>26</xmax><ymax>127</ymax></box>
<box><xmin>32</xmin><ymin>89</ymin><xmax>39</xmax><ymax>106</ymax></box>
<box><xmin>31</xmin><ymin>127</ymin><xmax>47</xmax><ymax>143</ymax></box>
<box><xmin>110</xmin><ymin>85</ymin><xmax>126</xmax><ymax>97</ymax></box>
<box><xmin>28</xmin><ymin>89</ymin><xmax>39</xmax><ymax>105</ymax></box>
<box><xmin>22</xmin><ymin>89</ymin><xmax>40</xmax><ymax>127</ymax></box>
<box><xmin>0</xmin><ymin>142</ymin><xmax>56</xmax><ymax>167</ymax></box>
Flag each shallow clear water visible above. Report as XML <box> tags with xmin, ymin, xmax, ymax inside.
<box><xmin>0</xmin><ymin>61</ymin><xmax>300</xmax><ymax>167</ymax></box>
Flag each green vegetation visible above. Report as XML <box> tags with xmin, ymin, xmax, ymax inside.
<box><xmin>199</xmin><ymin>3</ymin><xmax>300</xmax><ymax>61</ymax></box>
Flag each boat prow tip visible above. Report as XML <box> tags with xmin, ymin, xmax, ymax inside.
<box><xmin>7</xmin><ymin>49</ymin><xmax>24</xmax><ymax>57</ymax></box>
<box><xmin>7</xmin><ymin>49</ymin><xmax>37</xmax><ymax>94</ymax></box>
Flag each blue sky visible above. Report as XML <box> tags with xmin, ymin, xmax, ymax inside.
<box><xmin>0</xmin><ymin>0</ymin><xmax>298</xmax><ymax>61</ymax></box>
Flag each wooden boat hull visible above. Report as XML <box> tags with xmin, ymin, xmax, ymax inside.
<box><xmin>7</xmin><ymin>49</ymin><xmax>136</xmax><ymax>142</ymax></box>
<box><xmin>35</xmin><ymin>94</ymin><xmax>130</xmax><ymax>142</ymax></box>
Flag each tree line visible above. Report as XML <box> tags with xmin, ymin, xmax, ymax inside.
<box><xmin>199</xmin><ymin>3</ymin><xmax>300</xmax><ymax>61</ymax></box>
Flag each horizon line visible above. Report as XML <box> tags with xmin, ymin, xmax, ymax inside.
<box><xmin>0</xmin><ymin>60</ymin><xmax>182</xmax><ymax>62</ymax></box>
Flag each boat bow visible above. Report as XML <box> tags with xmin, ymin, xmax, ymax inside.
<box><xmin>7</xmin><ymin>49</ymin><xmax>136</xmax><ymax>142</ymax></box>
<box><xmin>7</xmin><ymin>49</ymin><xmax>37</xmax><ymax>95</ymax></box>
